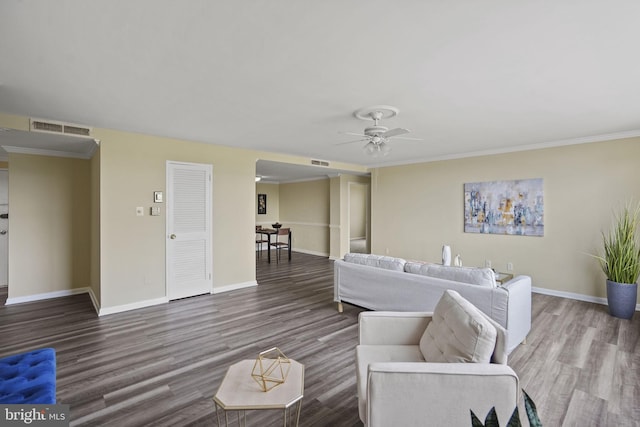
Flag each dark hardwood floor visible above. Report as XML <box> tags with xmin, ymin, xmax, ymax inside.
<box><xmin>1</xmin><ymin>253</ymin><xmax>639</xmax><ymax>426</ymax></box>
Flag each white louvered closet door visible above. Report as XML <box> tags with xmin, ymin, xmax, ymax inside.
<box><xmin>166</xmin><ymin>162</ymin><xmax>212</xmax><ymax>300</ymax></box>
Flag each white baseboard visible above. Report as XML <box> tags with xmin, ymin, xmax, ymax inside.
<box><xmin>256</xmin><ymin>248</ymin><xmax>329</xmax><ymax>257</ymax></box>
<box><xmin>532</xmin><ymin>286</ymin><xmax>640</xmax><ymax>312</ymax></box>
<box><xmin>291</xmin><ymin>248</ymin><xmax>329</xmax><ymax>257</ymax></box>
<box><xmin>5</xmin><ymin>287</ymin><xmax>92</xmax><ymax>306</ymax></box>
<box><xmin>212</xmin><ymin>281</ymin><xmax>258</xmax><ymax>294</ymax></box>
<box><xmin>86</xmin><ymin>287</ymin><xmax>100</xmax><ymax>314</ymax></box>
<box><xmin>98</xmin><ymin>296</ymin><xmax>169</xmax><ymax>316</ymax></box>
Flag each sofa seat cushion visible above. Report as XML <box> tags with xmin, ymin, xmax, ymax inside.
<box><xmin>419</xmin><ymin>290</ymin><xmax>497</xmax><ymax>363</ymax></box>
<box><xmin>356</xmin><ymin>344</ymin><xmax>424</xmax><ymax>422</ymax></box>
<box><xmin>344</xmin><ymin>253</ymin><xmax>406</xmax><ymax>271</ymax></box>
<box><xmin>0</xmin><ymin>348</ymin><xmax>56</xmax><ymax>404</ymax></box>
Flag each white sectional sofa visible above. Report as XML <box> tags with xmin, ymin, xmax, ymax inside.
<box><xmin>334</xmin><ymin>253</ymin><xmax>532</xmax><ymax>354</ymax></box>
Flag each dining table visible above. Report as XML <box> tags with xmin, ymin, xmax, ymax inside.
<box><xmin>256</xmin><ymin>228</ymin><xmax>292</xmax><ymax>263</ymax></box>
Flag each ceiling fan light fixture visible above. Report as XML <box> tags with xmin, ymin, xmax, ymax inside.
<box><xmin>364</xmin><ymin>141</ymin><xmax>391</xmax><ymax>157</ymax></box>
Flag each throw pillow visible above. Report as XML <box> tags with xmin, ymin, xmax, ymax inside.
<box><xmin>419</xmin><ymin>290</ymin><xmax>497</xmax><ymax>363</ymax></box>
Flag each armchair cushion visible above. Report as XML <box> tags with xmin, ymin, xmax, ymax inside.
<box><xmin>419</xmin><ymin>290</ymin><xmax>497</xmax><ymax>363</ymax></box>
<box><xmin>356</xmin><ymin>345</ymin><xmax>424</xmax><ymax>420</ymax></box>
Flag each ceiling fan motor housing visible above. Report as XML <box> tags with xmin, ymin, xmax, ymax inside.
<box><xmin>364</xmin><ymin>125</ymin><xmax>388</xmax><ymax>137</ymax></box>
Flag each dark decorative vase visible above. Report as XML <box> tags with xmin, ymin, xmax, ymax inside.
<box><xmin>606</xmin><ymin>280</ymin><xmax>638</xmax><ymax>320</ymax></box>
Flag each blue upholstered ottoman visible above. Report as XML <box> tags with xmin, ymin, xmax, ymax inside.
<box><xmin>0</xmin><ymin>348</ymin><xmax>56</xmax><ymax>404</ymax></box>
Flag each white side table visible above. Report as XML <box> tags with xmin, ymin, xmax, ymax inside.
<box><xmin>213</xmin><ymin>359</ymin><xmax>305</xmax><ymax>427</ymax></box>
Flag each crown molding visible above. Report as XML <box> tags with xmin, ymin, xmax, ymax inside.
<box><xmin>370</xmin><ymin>129</ymin><xmax>640</xmax><ymax>168</ymax></box>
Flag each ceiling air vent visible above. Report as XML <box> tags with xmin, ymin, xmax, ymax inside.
<box><xmin>30</xmin><ymin>118</ymin><xmax>92</xmax><ymax>137</ymax></box>
<box><xmin>311</xmin><ymin>159</ymin><xmax>330</xmax><ymax>167</ymax></box>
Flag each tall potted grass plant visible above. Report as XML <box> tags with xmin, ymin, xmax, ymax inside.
<box><xmin>594</xmin><ymin>202</ymin><xmax>640</xmax><ymax>319</ymax></box>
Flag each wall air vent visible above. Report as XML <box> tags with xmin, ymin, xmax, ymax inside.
<box><xmin>30</xmin><ymin>118</ymin><xmax>92</xmax><ymax>137</ymax></box>
<box><xmin>311</xmin><ymin>159</ymin><xmax>330</xmax><ymax>167</ymax></box>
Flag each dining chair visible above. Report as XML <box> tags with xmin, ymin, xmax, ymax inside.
<box><xmin>270</xmin><ymin>227</ymin><xmax>290</xmax><ymax>263</ymax></box>
<box><xmin>255</xmin><ymin>226</ymin><xmax>268</xmax><ymax>259</ymax></box>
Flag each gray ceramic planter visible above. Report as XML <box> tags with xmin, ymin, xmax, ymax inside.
<box><xmin>606</xmin><ymin>279</ymin><xmax>638</xmax><ymax>319</ymax></box>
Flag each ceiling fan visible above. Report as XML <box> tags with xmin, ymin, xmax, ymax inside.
<box><xmin>338</xmin><ymin>105</ymin><xmax>421</xmax><ymax>157</ymax></box>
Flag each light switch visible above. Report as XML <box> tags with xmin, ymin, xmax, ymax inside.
<box><xmin>136</xmin><ymin>207</ymin><xmax>144</xmax><ymax>216</ymax></box>
<box><xmin>150</xmin><ymin>207</ymin><xmax>161</xmax><ymax>216</ymax></box>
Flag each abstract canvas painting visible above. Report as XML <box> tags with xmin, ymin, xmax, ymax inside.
<box><xmin>464</xmin><ymin>178</ymin><xmax>544</xmax><ymax>236</ymax></box>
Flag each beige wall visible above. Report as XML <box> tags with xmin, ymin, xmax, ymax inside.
<box><xmin>371</xmin><ymin>137</ymin><xmax>640</xmax><ymax>303</ymax></box>
<box><xmin>8</xmin><ymin>154</ymin><xmax>90</xmax><ymax>299</ymax></box>
<box><xmin>279</xmin><ymin>179</ymin><xmax>330</xmax><ymax>256</ymax></box>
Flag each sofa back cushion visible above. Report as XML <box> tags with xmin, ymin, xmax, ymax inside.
<box><xmin>343</xmin><ymin>253</ymin><xmax>406</xmax><ymax>271</ymax></box>
<box><xmin>403</xmin><ymin>261</ymin><xmax>433</xmax><ymax>275</ymax></box>
<box><xmin>419</xmin><ymin>290</ymin><xmax>498</xmax><ymax>363</ymax></box>
<box><xmin>422</xmin><ymin>264</ymin><xmax>497</xmax><ymax>288</ymax></box>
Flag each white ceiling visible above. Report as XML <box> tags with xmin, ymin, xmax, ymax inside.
<box><xmin>1</xmin><ymin>1</ymin><xmax>640</xmax><ymax>171</ymax></box>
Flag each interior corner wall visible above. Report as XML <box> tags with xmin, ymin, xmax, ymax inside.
<box><xmin>90</xmin><ymin>146</ymin><xmax>101</xmax><ymax>306</ymax></box>
<box><xmin>370</xmin><ymin>137</ymin><xmax>640</xmax><ymax>303</ymax></box>
<box><xmin>279</xmin><ymin>179</ymin><xmax>330</xmax><ymax>256</ymax></box>
<box><xmin>8</xmin><ymin>153</ymin><xmax>91</xmax><ymax>299</ymax></box>
<box><xmin>95</xmin><ymin>128</ymin><xmax>258</xmax><ymax>310</ymax></box>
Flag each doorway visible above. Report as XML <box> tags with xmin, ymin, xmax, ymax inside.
<box><xmin>348</xmin><ymin>182</ymin><xmax>369</xmax><ymax>254</ymax></box>
<box><xmin>166</xmin><ymin>161</ymin><xmax>212</xmax><ymax>300</ymax></box>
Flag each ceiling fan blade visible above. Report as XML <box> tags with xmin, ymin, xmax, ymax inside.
<box><xmin>335</xmin><ymin>138</ymin><xmax>369</xmax><ymax>146</ymax></box>
<box><xmin>388</xmin><ymin>136</ymin><xmax>423</xmax><ymax>141</ymax></box>
<box><xmin>339</xmin><ymin>131</ymin><xmax>367</xmax><ymax>137</ymax></box>
<box><xmin>382</xmin><ymin>128</ymin><xmax>410</xmax><ymax>138</ymax></box>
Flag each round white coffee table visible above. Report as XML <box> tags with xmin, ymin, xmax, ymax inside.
<box><xmin>213</xmin><ymin>359</ymin><xmax>304</xmax><ymax>427</ymax></box>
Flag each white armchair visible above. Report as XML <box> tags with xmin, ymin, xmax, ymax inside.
<box><xmin>356</xmin><ymin>291</ymin><xmax>520</xmax><ymax>427</ymax></box>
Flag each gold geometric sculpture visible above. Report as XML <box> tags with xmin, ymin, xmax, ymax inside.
<box><xmin>251</xmin><ymin>347</ymin><xmax>291</xmax><ymax>392</ymax></box>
